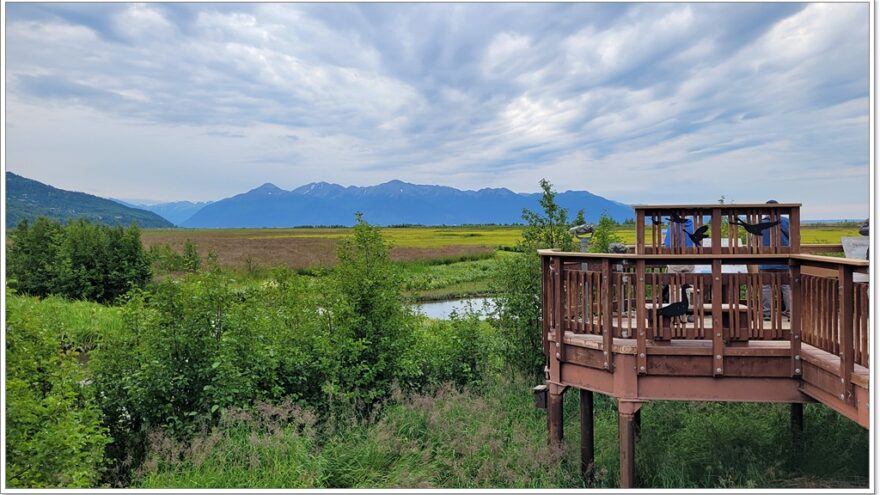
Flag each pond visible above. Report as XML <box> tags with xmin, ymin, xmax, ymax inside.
<box><xmin>415</xmin><ymin>297</ymin><xmax>496</xmax><ymax>320</ymax></box>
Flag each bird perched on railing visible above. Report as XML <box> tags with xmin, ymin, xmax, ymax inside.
<box><xmin>668</xmin><ymin>212</ymin><xmax>689</xmax><ymax>224</ymax></box>
<box><xmin>569</xmin><ymin>223</ymin><xmax>595</xmax><ymax>237</ymax></box>
<box><xmin>658</xmin><ymin>284</ymin><xmax>691</xmax><ymax>323</ymax></box>
<box><xmin>732</xmin><ymin>217</ymin><xmax>787</xmax><ymax>238</ymax></box>
<box><xmin>685</xmin><ymin>225</ymin><xmax>709</xmax><ymax>245</ymax></box>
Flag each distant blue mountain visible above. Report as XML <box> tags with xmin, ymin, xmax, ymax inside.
<box><xmin>182</xmin><ymin>180</ymin><xmax>633</xmax><ymax>228</ymax></box>
<box><xmin>113</xmin><ymin>199</ymin><xmax>212</xmax><ymax>226</ymax></box>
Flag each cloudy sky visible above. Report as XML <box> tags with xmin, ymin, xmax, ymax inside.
<box><xmin>4</xmin><ymin>3</ymin><xmax>870</xmax><ymax>218</ymax></box>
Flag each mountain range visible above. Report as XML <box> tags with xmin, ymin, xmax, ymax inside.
<box><xmin>6</xmin><ymin>172</ymin><xmax>173</xmax><ymax>228</ymax></box>
<box><xmin>180</xmin><ymin>180</ymin><xmax>633</xmax><ymax>227</ymax></box>
<box><xmin>6</xmin><ymin>173</ymin><xmax>634</xmax><ymax>228</ymax></box>
<box><xmin>113</xmin><ymin>199</ymin><xmax>213</xmax><ymax>226</ymax></box>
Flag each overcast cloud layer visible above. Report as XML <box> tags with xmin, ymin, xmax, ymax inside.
<box><xmin>4</xmin><ymin>3</ymin><xmax>870</xmax><ymax>218</ymax></box>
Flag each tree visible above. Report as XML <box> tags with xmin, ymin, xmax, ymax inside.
<box><xmin>588</xmin><ymin>210</ymin><xmax>623</xmax><ymax>253</ymax></box>
<box><xmin>332</xmin><ymin>213</ymin><xmax>415</xmax><ymax>407</ymax></box>
<box><xmin>520</xmin><ymin>179</ymin><xmax>579</xmax><ymax>252</ymax></box>
<box><xmin>7</xmin><ymin>217</ymin><xmax>152</xmax><ymax>303</ymax></box>
<box><xmin>495</xmin><ymin>179</ymin><xmax>581</xmax><ymax>378</ymax></box>
<box><xmin>7</xmin><ymin>218</ymin><xmax>63</xmax><ymax>297</ymax></box>
<box><xmin>181</xmin><ymin>239</ymin><xmax>201</xmax><ymax>273</ymax></box>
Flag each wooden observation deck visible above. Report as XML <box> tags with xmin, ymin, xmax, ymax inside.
<box><xmin>538</xmin><ymin>203</ymin><xmax>870</xmax><ymax>487</ymax></box>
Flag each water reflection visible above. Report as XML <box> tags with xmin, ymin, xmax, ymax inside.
<box><xmin>415</xmin><ymin>297</ymin><xmax>496</xmax><ymax>320</ymax></box>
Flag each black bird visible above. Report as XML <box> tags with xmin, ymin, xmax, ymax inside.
<box><xmin>732</xmin><ymin>217</ymin><xmax>781</xmax><ymax>236</ymax></box>
<box><xmin>658</xmin><ymin>284</ymin><xmax>691</xmax><ymax>323</ymax></box>
<box><xmin>650</xmin><ymin>215</ymin><xmax>662</xmax><ymax>225</ymax></box>
<box><xmin>668</xmin><ymin>212</ymin><xmax>689</xmax><ymax>224</ymax></box>
<box><xmin>685</xmin><ymin>225</ymin><xmax>710</xmax><ymax>245</ymax></box>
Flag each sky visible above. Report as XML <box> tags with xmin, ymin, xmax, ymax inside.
<box><xmin>4</xmin><ymin>2</ymin><xmax>871</xmax><ymax>218</ymax></box>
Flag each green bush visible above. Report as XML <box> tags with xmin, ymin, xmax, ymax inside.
<box><xmin>7</xmin><ymin>217</ymin><xmax>151</xmax><ymax>303</ymax></box>
<box><xmin>402</xmin><ymin>310</ymin><xmax>501</xmax><ymax>391</ymax></box>
<box><xmin>5</xmin><ymin>293</ymin><xmax>110</xmax><ymax>488</ymax></box>
<box><xmin>330</xmin><ymin>213</ymin><xmax>417</xmax><ymax>409</ymax></box>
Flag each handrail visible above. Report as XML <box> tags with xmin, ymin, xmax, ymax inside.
<box><xmin>633</xmin><ymin>203</ymin><xmax>802</xmax><ymax>209</ymax></box>
<box><xmin>537</xmin><ymin>249</ymin><xmax>869</xmax><ymax>270</ymax></box>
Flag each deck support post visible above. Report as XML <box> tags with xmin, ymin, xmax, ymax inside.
<box><xmin>618</xmin><ymin>400</ymin><xmax>643</xmax><ymax>488</ymax></box>
<box><xmin>634</xmin><ymin>409</ymin><xmax>642</xmax><ymax>439</ymax></box>
<box><xmin>579</xmin><ymin>389</ymin><xmax>594</xmax><ymax>482</ymax></box>
<box><xmin>548</xmin><ymin>387</ymin><xmax>567</xmax><ymax>448</ymax></box>
<box><xmin>790</xmin><ymin>403</ymin><xmax>804</xmax><ymax>436</ymax></box>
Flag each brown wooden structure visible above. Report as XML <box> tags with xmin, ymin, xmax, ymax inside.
<box><xmin>539</xmin><ymin>203</ymin><xmax>869</xmax><ymax>488</ymax></box>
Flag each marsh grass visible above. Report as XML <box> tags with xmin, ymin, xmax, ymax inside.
<box><xmin>134</xmin><ymin>371</ymin><xmax>868</xmax><ymax>489</ymax></box>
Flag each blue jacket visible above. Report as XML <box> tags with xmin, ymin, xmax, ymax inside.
<box><xmin>759</xmin><ymin>216</ymin><xmax>790</xmax><ymax>271</ymax></box>
<box><xmin>664</xmin><ymin>218</ymin><xmax>695</xmax><ymax>250</ymax></box>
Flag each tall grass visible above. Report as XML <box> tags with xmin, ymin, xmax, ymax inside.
<box><xmin>135</xmin><ymin>370</ymin><xmax>868</xmax><ymax>489</ymax></box>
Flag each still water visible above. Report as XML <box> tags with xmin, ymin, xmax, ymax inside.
<box><xmin>415</xmin><ymin>297</ymin><xmax>496</xmax><ymax>320</ymax></box>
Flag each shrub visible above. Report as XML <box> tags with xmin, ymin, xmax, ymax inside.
<box><xmin>402</xmin><ymin>309</ymin><xmax>501</xmax><ymax>391</ymax></box>
<box><xmin>7</xmin><ymin>217</ymin><xmax>151</xmax><ymax>303</ymax></box>
<box><xmin>330</xmin><ymin>213</ymin><xmax>417</xmax><ymax>409</ymax></box>
<box><xmin>5</xmin><ymin>292</ymin><xmax>110</xmax><ymax>487</ymax></box>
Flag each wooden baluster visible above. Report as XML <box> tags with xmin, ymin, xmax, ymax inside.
<box><xmin>839</xmin><ymin>266</ymin><xmax>854</xmax><ymax>404</ymax></box>
<box><xmin>789</xmin><ymin>206</ymin><xmax>800</xmax><ymax>254</ymax></box>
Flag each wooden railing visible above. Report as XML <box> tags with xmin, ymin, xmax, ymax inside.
<box><xmin>540</xmin><ymin>251</ymin><xmax>869</xmax><ymax>383</ymax></box>
<box><xmin>632</xmin><ymin>203</ymin><xmax>801</xmax><ymax>256</ymax></box>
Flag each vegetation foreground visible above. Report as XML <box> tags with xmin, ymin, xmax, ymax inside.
<box><xmin>4</xmin><ymin>189</ymin><xmax>868</xmax><ymax>489</ymax></box>
<box><xmin>6</xmin><ymin>288</ymin><xmax>869</xmax><ymax>488</ymax></box>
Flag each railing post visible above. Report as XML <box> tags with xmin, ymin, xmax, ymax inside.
<box><xmin>542</xmin><ymin>255</ymin><xmax>552</xmax><ymax>364</ymax></box>
<box><xmin>838</xmin><ymin>265</ymin><xmax>854</xmax><ymax>404</ymax></box>
<box><xmin>602</xmin><ymin>258</ymin><xmax>614</xmax><ymax>371</ymax></box>
<box><xmin>789</xmin><ymin>206</ymin><xmax>800</xmax><ymax>254</ymax></box>
<box><xmin>790</xmin><ymin>262</ymin><xmax>802</xmax><ymax>377</ymax></box>
<box><xmin>635</xmin><ymin>210</ymin><xmax>645</xmax><ymax>255</ymax></box>
<box><xmin>553</xmin><ymin>256</ymin><xmax>565</xmax><ymax>376</ymax></box>
<box><xmin>636</xmin><ymin>260</ymin><xmax>647</xmax><ymax>375</ymax></box>
<box><xmin>711</xmin><ymin>208</ymin><xmax>722</xmax><ymax>255</ymax></box>
<box><xmin>712</xmin><ymin>259</ymin><xmax>724</xmax><ymax>376</ymax></box>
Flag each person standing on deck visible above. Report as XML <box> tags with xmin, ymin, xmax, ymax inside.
<box><xmin>760</xmin><ymin>200</ymin><xmax>791</xmax><ymax>321</ymax></box>
<box><xmin>664</xmin><ymin>216</ymin><xmax>696</xmax><ymax>276</ymax></box>
<box><xmin>663</xmin><ymin>217</ymin><xmax>695</xmax><ymax>319</ymax></box>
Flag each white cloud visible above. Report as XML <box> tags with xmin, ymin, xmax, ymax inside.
<box><xmin>3</xmin><ymin>3</ymin><xmax>870</xmax><ymax>217</ymax></box>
